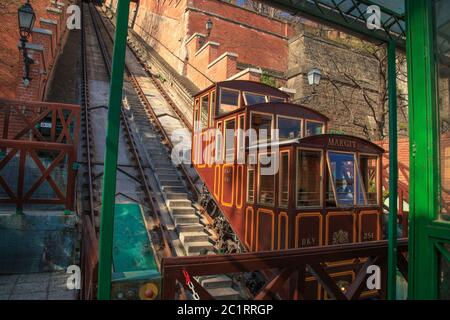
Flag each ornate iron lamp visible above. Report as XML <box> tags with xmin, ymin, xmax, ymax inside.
<box><xmin>18</xmin><ymin>0</ymin><xmax>36</xmax><ymax>85</ymax></box>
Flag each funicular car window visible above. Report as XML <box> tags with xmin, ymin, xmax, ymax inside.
<box><xmin>244</xmin><ymin>92</ymin><xmax>267</xmax><ymax>106</ymax></box>
<box><xmin>224</xmin><ymin>119</ymin><xmax>236</xmax><ymax>163</ymax></box>
<box><xmin>200</xmin><ymin>95</ymin><xmax>209</xmax><ymax>128</ymax></box>
<box><xmin>306</xmin><ymin>121</ymin><xmax>324</xmax><ymax>136</ymax></box>
<box><xmin>194</xmin><ymin>99</ymin><xmax>200</xmax><ymax>129</ymax></box>
<box><xmin>247</xmin><ymin>165</ymin><xmax>255</xmax><ymax>203</ymax></box>
<box><xmin>258</xmin><ymin>153</ymin><xmax>276</xmax><ymax>206</ymax></box>
<box><xmin>359</xmin><ymin>155</ymin><xmax>378</xmax><ymax>205</ymax></box>
<box><xmin>215</xmin><ymin>122</ymin><xmax>223</xmax><ymax>163</ymax></box>
<box><xmin>297</xmin><ymin>149</ymin><xmax>322</xmax><ymax>207</ymax></box>
<box><xmin>279</xmin><ymin>152</ymin><xmax>289</xmax><ymax>207</ymax></box>
<box><xmin>237</xmin><ymin>115</ymin><xmax>245</xmax><ymax>163</ymax></box>
<box><xmin>251</xmin><ymin>112</ymin><xmax>272</xmax><ymax>143</ymax></box>
<box><xmin>218</xmin><ymin>88</ymin><xmax>240</xmax><ymax>117</ymax></box>
<box><xmin>326</xmin><ymin>152</ymin><xmax>367</xmax><ymax>207</ymax></box>
<box><xmin>277</xmin><ymin>116</ymin><xmax>302</xmax><ymax>140</ymax></box>
<box><xmin>269</xmin><ymin>96</ymin><xmax>285</xmax><ymax>103</ymax></box>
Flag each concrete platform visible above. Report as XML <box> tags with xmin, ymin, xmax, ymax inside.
<box><xmin>0</xmin><ymin>271</ymin><xmax>79</xmax><ymax>300</ymax></box>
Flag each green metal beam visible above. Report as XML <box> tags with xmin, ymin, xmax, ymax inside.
<box><xmin>387</xmin><ymin>39</ymin><xmax>398</xmax><ymax>300</ymax></box>
<box><xmin>97</xmin><ymin>0</ymin><xmax>131</xmax><ymax>300</ymax></box>
<box><xmin>406</xmin><ymin>0</ymin><xmax>439</xmax><ymax>299</ymax></box>
<box><xmin>260</xmin><ymin>0</ymin><xmax>406</xmax><ymax>48</ymax></box>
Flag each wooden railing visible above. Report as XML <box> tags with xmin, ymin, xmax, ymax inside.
<box><xmin>382</xmin><ymin>154</ymin><xmax>410</xmax><ymax>237</ymax></box>
<box><xmin>0</xmin><ymin>98</ymin><xmax>80</xmax><ymax>211</ymax></box>
<box><xmin>162</xmin><ymin>239</ymin><xmax>408</xmax><ymax>300</ymax></box>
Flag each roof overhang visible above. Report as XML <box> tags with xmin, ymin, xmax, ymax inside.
<box><xmin>259</xmin><ymin>0</ymin><xmax>406</xmax><ymax>49</ymax></box>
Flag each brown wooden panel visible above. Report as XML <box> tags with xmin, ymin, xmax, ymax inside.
<box><xmin>278</xmin><ymin>212</ymin><xmax>289</xmax><ymax>250</ymax></box>
<box><xmin>221</xmin><ymin>164</ymin><xmax>234</xmax><ymax>206</ymax></box>
<box><xmin>358</xmin><ymin>210</ymin><xmax>381</xmax><ymax>242</ymax></box>
<box><xmin>326</xmin><ymin>212</ymin><xmax>356</xmax><ymax>245</ymax></box>
<box><xmin>295</xmin><ymin>213</ymin><xmax>323</xmax><ymax>248</ymax></box>
<box><xmin>245</xmin><ymin>206</ymin><xmax>254</xmax><ymax>250</ymax></box>
<box><xmin>256</xmin><ymin>208</ymin><xmax>274</xmax><ymax>251</ymax></box>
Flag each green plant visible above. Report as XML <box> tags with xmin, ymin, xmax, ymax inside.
<box><xmin>260</xmin><ymin>71</ymin><xmax>276</xmax><ymax>87</ymax></box>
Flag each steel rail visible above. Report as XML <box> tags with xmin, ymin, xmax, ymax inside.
<box><xmin>95</xmin><ymin>8</ymin><xmax>201</xmax><ymax>202</ymax></box>
<box><xmin>86</xmin><ymin>3</ymin><xmax>173</xmax><ymax>258</ymax></box>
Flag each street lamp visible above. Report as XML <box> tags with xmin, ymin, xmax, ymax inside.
<box><xmin>307</xmin><ymin>68</ymin><xmax>322</xmax><ymax>87</ymax></box>
<box><xmin>295</xmin><ymin>68</ymin><xmax>322</xmax><ymax>104</ymax></box>
<box><xmin>18</xmin><ymin>0</ymin><xmax>36</xmax><ymax>85</ymax></box>
<box><xmin>206</xmin><ymin>18</ymin><xmax>213</xmax><ymax>37</ymax></box>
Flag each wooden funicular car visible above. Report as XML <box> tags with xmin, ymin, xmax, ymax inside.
<box><xmin>192</xmin><ymin>80</ymin><xmax>384</xmax><ymax>298</ymax></box>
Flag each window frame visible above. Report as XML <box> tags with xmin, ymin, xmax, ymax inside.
<box><xmin>243</xmin><ymin>91</ymin><xmax>268</xmax><ymax>106</ymax></box>
<box><xmin>296</xmin><ymin>147</ymin><xmax>323</xmax><ymax>209</ymax></box>
<box><xmin>223</xmin><ymin>117</ymin><xmax>236</xmax><ymax>164</ymax></box>
<box><xmin>250</xmin><ymin>111</ymin><xmax>274</xmax><ymax>145</ymax></box>
<box><xmin>246</xmin><ymin>154</ymin><xmax>256</xmax><ymax>204</ymax></box>
<box><xmin>305</xmin><ymin>119</ymin><xmax>325</xmax><ymax>137</ymax></box>
<box><xmin>278</xmin><ymin>150</ymin><xmax>290</xmax><ymax>208</ymax></box>
<box><xmin>200</xmin><ymin>93</ymin><xmax>210</xmax><ymax>129</ymax></box>
<box><xmin>276</xmin><ymin>115</ymin><xmax>303</xmax><ymax>141</ymax></box>
<box><xmin>358</xmin><ymin>152</ymin><xmax>381</xmax><ymax>206</ymax></box>
<box><xmin>217</xmin><ymin>87</ymin><xmax>241</xmax><ymax>118</ymax></box>
<box><xmin>326</xmin><ymin>150</ymin><xmax>359</xmax><ymax>208</ymax></box>
<box><xmin>257</xmin><ymin>152</ymin><xmax>277</xmax><ymax>207</ymax></box>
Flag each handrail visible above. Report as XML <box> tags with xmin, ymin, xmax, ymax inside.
<box><xmin>162</xmin><ymin>239</ymin><xmax>408</xmax><ymax>300</ymax></box>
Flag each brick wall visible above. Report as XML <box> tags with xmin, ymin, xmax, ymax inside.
<box><xmin>129</xmin><ymin>0</ymin><xmax>291</xmax><ymax>90</ymax></box>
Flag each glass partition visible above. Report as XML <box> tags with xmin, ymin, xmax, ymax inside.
<box><xmin>244</xmin><ymin>92</ymin><xmax>267</xmax><ymax>106</ymax></box>
<box><xmin>296</xmin><ymin>149</ymin><xmax>322</xmax><ymax>207</ymax></box>
<box><xmin>327</xmin><ymin>152</ymin><xmax>356</xmax><ymax>206</ymax></box>
<box><xmin>217</xmin><ymin>88</ymin><xmax>240</xmax><ymax>117</ymax></box>
<box><xmin>277</xmin><ymin>116</ymin><xmax>302</xmax><ymax>140</ymax></box>
<box><xmin>250</xmin><ymin>112</ymin><xmax>273</xmax><ymax>143</ymax></box>
<box><xmin>269</xmin><ymin>96</ymin><xmax>285</xmax><ymax>103</ymax></box>
<box><xmin>258</xmin><ymin>154</ymin><xmax>276</xmax><ymax>206</ymax></box>
<box><xmin>306</xmin><ymin>121</ymin><xmax>324</xmax><ymax>136</ymax></box>
<box><xmin>435</xmin><ymin>0</ymin><xmax>450</xmax><ymax>222</ymax></box>
<box><xmin>359</xmin><ymin>155</ymin><xmax>379</xmax><ymax>205</ymax></box>
<box><xmin>224</xmin><ymin>119</ymin><xmax>236</xmax><ymax>163</ymax></box>
<box><xmin>200</xmin><ymin>95</ymin><xmax>209</xmax><ymax>129</ymax></box>
<box><xmin>279</xmin><ymin>151</ymin><xmax>289</xmax><ymax>207</ymax></box>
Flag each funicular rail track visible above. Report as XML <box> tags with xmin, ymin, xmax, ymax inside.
<box><xmin>95</xmin><ymin>5</ymin><xmax>201</xmax><ymax>204</ymax></box>
<box><xmin>89</xmin><ymin>4</ymin><xmax>244</xmax><ymax>299</ymax></box>
<box><xmin>80</xmin><ymin>2</ymin><xmax>174</xmax><ymax>299</ymax></box>
<box><xmin>98</xmin><ymin>6</ymin><xmax>240</xmax><ymax>246</ymax></box>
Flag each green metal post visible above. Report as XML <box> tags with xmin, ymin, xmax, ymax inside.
<box><xmin>387</xmin><ymin>40</ymin><xmax>398</xmax><ymax>300</ymax></box>
<box><xmin>97</xmin><ymin>0</ymin><xmax>131</xmax><ymax>300</ymax></box>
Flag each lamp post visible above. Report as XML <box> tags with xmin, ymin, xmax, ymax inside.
<box><xmin>18</xmin><ymin>0</ymin><xmax>36</xmax><ymax>86</ymax></box>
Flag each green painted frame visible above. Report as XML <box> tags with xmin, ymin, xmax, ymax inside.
<box><xmin>406</xmin><ymin>0</ymin><xmax>450</xmax><ymax>299</ymax></box>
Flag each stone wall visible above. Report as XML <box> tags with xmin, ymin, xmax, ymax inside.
<box><xmin>287</xmin><ymin>31</ymin><xmax>409</xmax><ymax>140</ymax></box>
